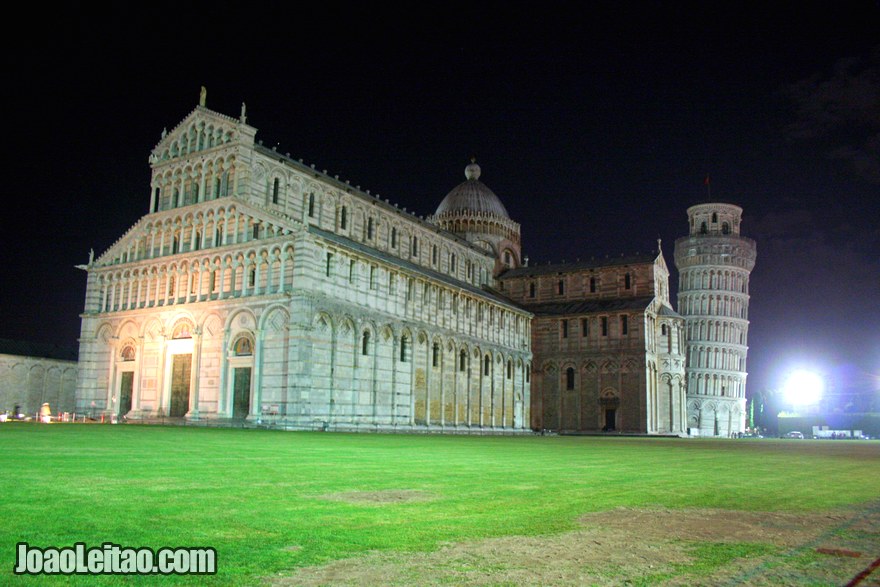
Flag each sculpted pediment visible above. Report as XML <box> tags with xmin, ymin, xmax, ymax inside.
<box><xmin>150</xmin><ymin>107</ymin><xmax>254</xmax><ymax>165</ymax></box>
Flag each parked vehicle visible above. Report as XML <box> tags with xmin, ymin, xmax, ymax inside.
<box><xmin>783</xmin><ymin>431</ymin><xmax>804</xmax><ymax>439</ymax></box>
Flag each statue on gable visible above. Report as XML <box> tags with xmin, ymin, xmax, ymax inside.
<box><xmin>199</xmin><ymin>86</ymin><xmax>207</xmax><ymax>107</ymax></box>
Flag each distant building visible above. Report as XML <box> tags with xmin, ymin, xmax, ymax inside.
<box><xmin>0</xmin><ymin>339</ymin><xmax>77</xmax><ymax>417</ymax></box>
<box><xmin>499</xmin><ymin>250</ymin><xmax>687</xmax><ymax>434</ymax></box>
<box><xmin>674</xmin><ymin>203</ymin><xmax>757</xmax><ymax>436</ymax></box>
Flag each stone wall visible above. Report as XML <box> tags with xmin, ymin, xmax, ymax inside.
<box><xmin>0</xmin><ymin>354</ymin><xmax>77</xmax><ymax>417</ymax></box>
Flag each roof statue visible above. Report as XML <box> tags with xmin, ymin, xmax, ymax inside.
<box><xmin>199</xmin><ymin>86</ymin><xmax>207</xmax><ymax>107</ymax></box>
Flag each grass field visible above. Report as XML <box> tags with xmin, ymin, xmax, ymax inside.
<box><xmin>0</xmin><ymin>424</ymin><xmax>878</xmax><ymax>585</ymax></box>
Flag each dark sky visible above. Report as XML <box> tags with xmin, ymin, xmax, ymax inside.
<box><xmin>3</xmin><ymin>3</ymin><xmax>878</xmax><ymax>399</ymax></box>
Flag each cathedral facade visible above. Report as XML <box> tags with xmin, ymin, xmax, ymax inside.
<box><xmin>74</xmin><ymin>99</ymin><xmax>532</xmax><ymax>432</ymax></box>
<box><xmin>74</xmin><ymin>97</ymin><xmax>753</xmax><ymax>436</ymax></box>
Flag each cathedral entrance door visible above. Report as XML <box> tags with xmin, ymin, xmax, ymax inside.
<box><xmin>169</xmin><ymin>354</ymin><xmax>192</xmax><ymax>417</ymax></box>
<box><xmin>119</xmin><ymin>372</ymin><xmax>133</xmax><ymax>417</ymax></box>
<box><xmin>233</xmin><ymin>367</ymin><xmax>251</xmax><ymax>419</ymax></box>
<box><xmin>604</xmin><ymin>408</ymin><xmax>616</xmax><ymax>431</ymax></box>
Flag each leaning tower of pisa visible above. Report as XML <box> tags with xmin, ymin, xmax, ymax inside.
<box><xmin>674</xmin><ymin>203</ymin><xmax>757</xmax><ymax>436</ymax></box>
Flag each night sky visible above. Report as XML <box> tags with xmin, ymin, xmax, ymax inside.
<box><xmin>3</xmin><ymin>3</ymin><xmax>878</xmax><ymax>400</ymax></box>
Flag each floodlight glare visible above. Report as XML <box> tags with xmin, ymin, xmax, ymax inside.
<box><xmin>783</xmin><ymin>370</ymin><xmax>823</xmax><ymax>406</ymax></box>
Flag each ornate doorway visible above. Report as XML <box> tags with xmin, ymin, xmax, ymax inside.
<box><xmin>169</xmin><ymin>354</ymin><xmax>192</xmax><ymax>417</ymax></box>
<box><xmin>600</xmin><ymin>388</ymin><xmax>619</xmax><ymax>431</ymax></box>
<box><xmin>226</xmin><ymin>334</ymin><xmax>254</xmax><ymax>419</ymax></box>
<box><xmin>604</xmin><ymin>408</ymin><xmax>616</xmax><ymax>431</ymax></box>
<box><xmin>119</xmin><ymin>372</ymin><xmax>133</xmax><ymax>416</ymax></box>
<box><xmin>232</xmin><ymin>368</ymin><xmax>251</xmax><ymax>419</ymax></box>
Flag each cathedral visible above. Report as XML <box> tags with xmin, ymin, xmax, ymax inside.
<box><xmin>74</xmin><ymin>95</ymin><xmax>754</xmax><ymax>436</ymax></box>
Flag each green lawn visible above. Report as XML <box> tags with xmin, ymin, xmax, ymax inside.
<box><xmin>0</xmin><ymin>424</ymin><xmax>878</xmax><ymax>585</ymax></box>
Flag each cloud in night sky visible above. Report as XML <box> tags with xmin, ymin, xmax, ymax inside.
<box><xmin>785</xmin><ymin>45</ymin><xmax>880</xmax><ymax>183</ymax></box>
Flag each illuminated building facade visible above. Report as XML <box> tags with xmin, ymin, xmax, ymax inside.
<box><xmin>73</xmin><ymin>94</ymin><xmax>747</xmax><ymax>438</ymax></box>
<box><xmin>674</xmin><ymin>203</ymin><xmax>757</xmax><ymax>436</ymax></box>
<box><xmin>74</xmin><ymin>96</ymin><xmax>532</xmax><ymax>432</ymax></box>
<box><xmin>499</xmin><ymin>251</ymin><xmax>687</xmax><ymax>434</ymax></box>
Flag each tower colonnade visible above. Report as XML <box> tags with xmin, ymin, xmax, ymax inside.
<box><xmin>674</xmin><ymin>202</ymin><xmax>756</xmax><ymax>437</ymax></box>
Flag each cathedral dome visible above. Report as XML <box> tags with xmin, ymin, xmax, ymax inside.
<box><xmin>435</xmin><ymin>161</ymin><xmax>510</xmax><ymax>219</ymax></box>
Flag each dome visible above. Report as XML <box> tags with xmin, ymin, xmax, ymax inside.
<box><xmin>434</xmin><ymin>161</ymin><xmax>510</xmax><ymax>219</ymax></box>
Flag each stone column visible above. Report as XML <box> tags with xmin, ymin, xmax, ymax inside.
<box><xmin>218</xmin><ymin>329</ymin><xmax>230</xmax><ymax>416</ymax></box>
<box><xmin>251</xmin><ymin>328</ymin><xmax>264</xmax><ymax>422</ymax></box>
<box><xmin>188</xmin><ymin>329</ymin><xmax>202</xmax><ymax>420</ymax></box>
<box><xmin>156</xmin><ymin>334</ymin><xmax>167</xmax><ymax>417</ymax></box>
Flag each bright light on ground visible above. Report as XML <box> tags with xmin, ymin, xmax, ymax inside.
<box><xmin>783</xmin><ymin>370</ymin><xmax>824</xmax><ymax>406</ymax></box>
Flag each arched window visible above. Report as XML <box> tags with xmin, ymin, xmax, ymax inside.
<box><xmin>308</xmin><ymin>193</ymin><xmax>315</xmax><ymax>217</ymax></box>
<box><xmin>272</xmin><ymin>178</ymin><xmax>280</xmax><ymax>204</ymax></box>
<box><xmin>722</xmin><ymin>222</ymin><xmax>730</xmax><ymax>234</ymax></box>
<box><xmin>529</xmin><ymin>282</ymin><xmax>535</xmax><ymax>298</ymax></box>
<box><xmin>590</xmin><ymin>276</ymin><xmax>596</xmax><ymax>293</ymax></box>
<box><xmin>172</xmin><ymin>322</ymin><xmax>192</xmax><ymax>339</ymax></box>
<box><xmin>362</xmin><ymin>331</ymin><xmax>370</xmax><ymax>356</ymax></box>
<box><xmin>507</xmin><ymin>360</ymin><xmax>512</xmax><ymax>379</ymax></box>
<box><xmin>340</xmin><ymin>206</ymin><xmax>347</xmax><ymax>229</ymax></box>
<box><xmin>712</xmin><ymin>212</ymin><xmax>718</xmax><ymax>223</ymax></box>
<box><xmin>504</xmin><ymin>251</ymin><xmax>512</xmax><ymax>266</ymax></box>
<box><xmin>400</xmin><ymin>336</ymin><xmax>409</xmax><ymax>362</ymax></box>
<box><xmin>484</xmin><ymin>355</ymin><xmax>491</xmax><ymax>376</ymax></box>
<box><xmin>558</xmin><ymin>280</ymin><xmax>564</xmax><ymax>295</ymax></box>
<box><xmin>248</xmin><ymin>267</ymin><xmax>256</xmax><ymax>287</ymax></box>
<box><xmin>566</xmin><ymin>367</ymin><xmax>575</xmax><ymax>390</ymax></box>
<box><xmin>120</xmin><ymin>344</ymin><xmax>136</xmax><ymax>362</ymax></box>
<box><xmin>700</xmin><ymin>222</ymin><xmax>707</xmax><ymax>234</ymax></box>
<box><xmin>367</xmin><ymin>217</ymin><xmax>374</xmax><ymax>239</ymax></box>
<box><xmin>432</xmin><ymin>342</ymin><xmax>440</xmax><ymax>367</ymax></box>
<box><xmin>624</xmin><ymin>272</ymin><xmax>631</xmax><ymax>289</ymax></box>
<box><xmin>411</xmin><ymin>236</ymin><xmax>418</xmax><ymax>256</ymax></box>
<box><xmin>233</xmin><ymin>337</ymin><xmax>252</xmax><ymax>356</ymax></box>
<box><xmin>391</xmin><ymin>227</ymin><xmax>397</xmax><ymax>248</ymax></box>
<box><xmin>661</xmin><ymin>324</ymin><xmax>668</xmax><ymax>336</ymax></box>
<box><xmin>459</xmin><ymin>349</ymin><xmax>467</xmax><ymax>371</ymax></box>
